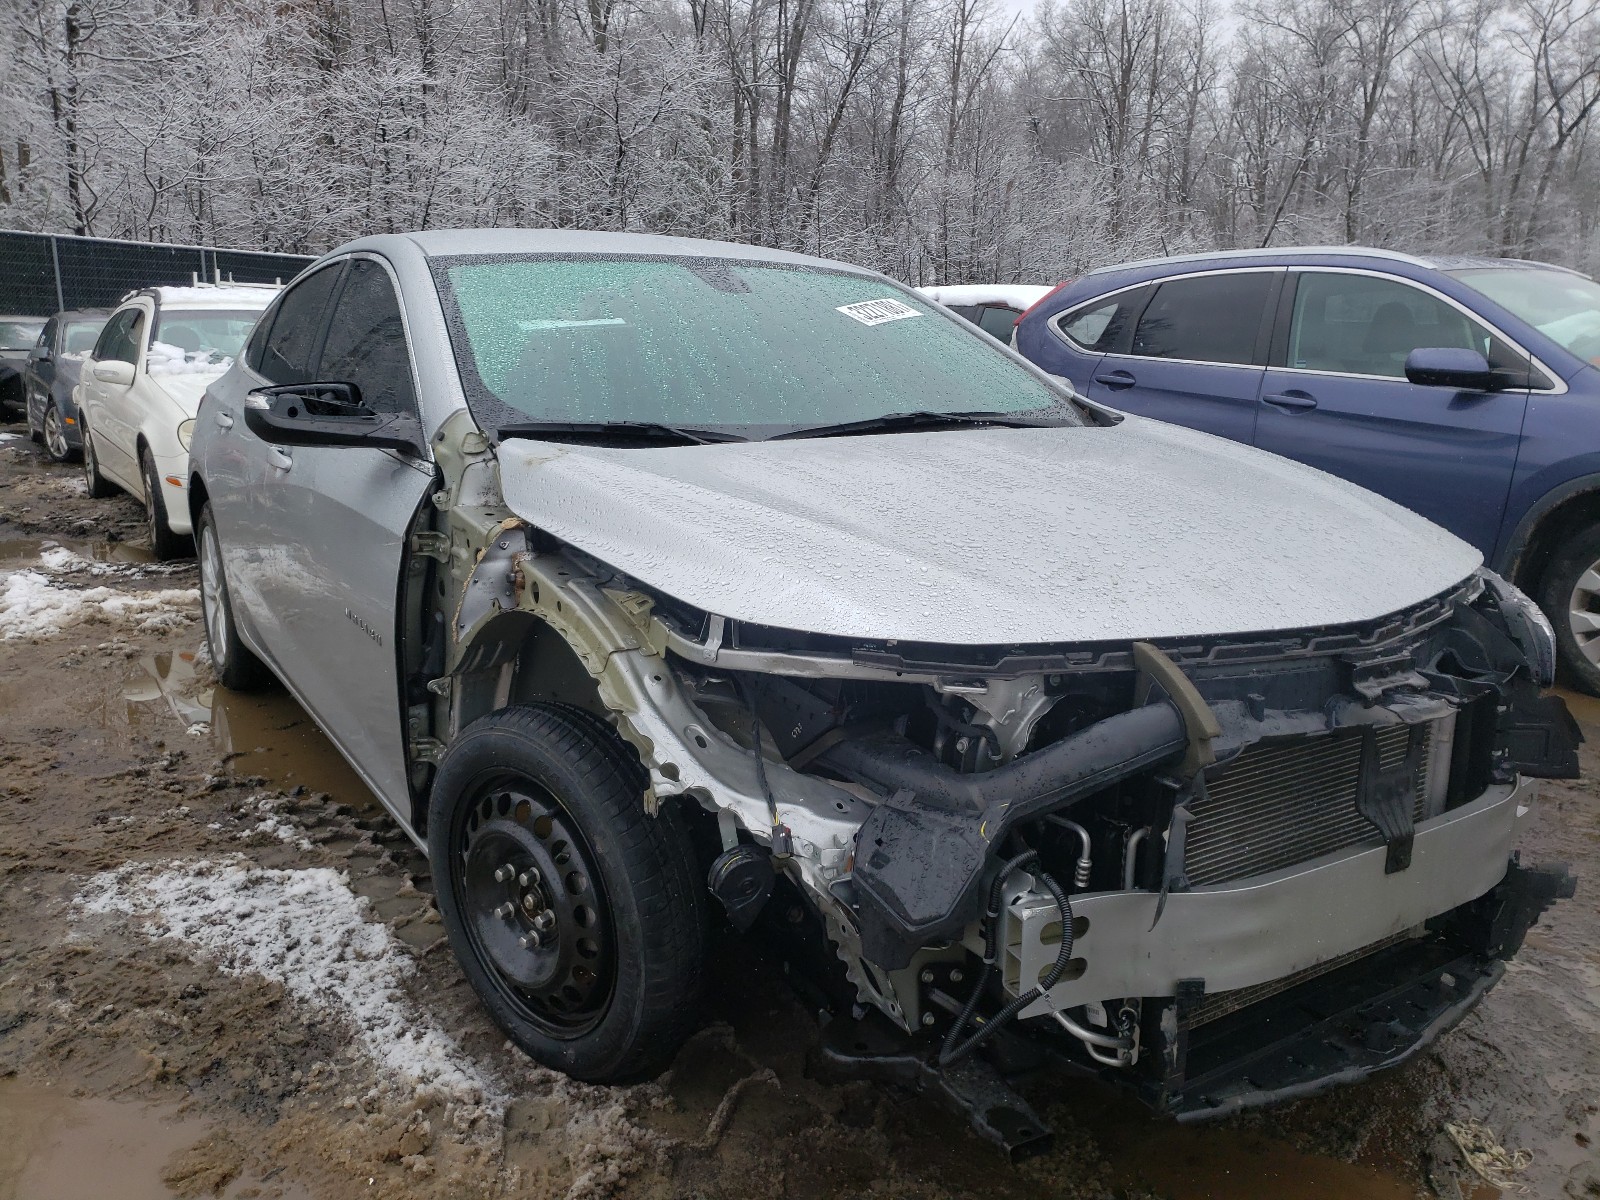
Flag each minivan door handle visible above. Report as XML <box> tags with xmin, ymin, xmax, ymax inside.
<box><xmin>215</xmin><ymin>412</ymin><xmax>234</xmax><ymax>429</ymax></box>
<box><xmin>267</xmin><ymin>447</ymin><xmax>293</xmax><ymax>472</ymax></box>
<box><xmin>1262</xmin><ymin>391</ymin><xmax>1319</xmax><ymax>411</ymax></box>
<box><xmin>1093</xmin><ymin>369</ymin><xmax>1137</xmax><ymax>389</ymax></box>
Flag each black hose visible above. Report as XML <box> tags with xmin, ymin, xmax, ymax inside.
<box><xmin>938</xmin><ymin>853</ymin><xmax>1075</xmax><ymax>1068</ymax></box>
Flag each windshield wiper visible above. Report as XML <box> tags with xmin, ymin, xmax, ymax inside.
<box><xmin>769</xmin><ymin>409</ymin><xmax>1070</xmax><ymax>440</ymax></box>
<box><xmin>496</xmin><ymin>420</ymin><xmax>742</xmax><ymax>446</ymax></box>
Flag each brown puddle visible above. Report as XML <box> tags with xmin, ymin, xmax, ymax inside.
<box><xmin>124</xmin><ymin>647</ymin><xmax>378</xmax><ymax>815</ymax></box>
<box><xmin>0</xmin><ymin>535</ymin><xmax>157</xmax><ymax>565</ymax></box>
<box><xmin>0</xmin><ymin>1079</ymin><xmax>312</xmax><ymax>1200</ymax></box>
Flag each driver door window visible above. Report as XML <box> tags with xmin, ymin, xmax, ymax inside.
<box><xmin>317</xmin><ymin>259</ymin><xmax>417</xmax><ymax>414</ymax></box>
<box><xmin>1287</xmin><ymin>273</ymin><xmax>1519</xmax><ymax>379</ymax></box>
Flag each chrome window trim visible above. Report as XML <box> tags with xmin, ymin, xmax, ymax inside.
<box><xmin>1050</xmin><ymin>266</ymin><xmax>1286</xmax><ymax>367</ymax></box>
<box><xmin>1270</xmin><ymin>266</ymin><xmax>1567</xmax><ymax>396</ymax></box>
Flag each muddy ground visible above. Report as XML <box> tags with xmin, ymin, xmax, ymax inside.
<box><xmin>0</xmin><ymin>421</ymin><xmax>1595</xmax><ymax>1200</ymax></box>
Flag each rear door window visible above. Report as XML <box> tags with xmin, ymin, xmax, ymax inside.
<box><xmin>256</xmin><ymin>264</ymin><xmax>343</xmax><ymax>384</ymax></box>
<box><xmin>316</xmin><ymin>259</ymin><xmax>417</xmax><ymax>415</ymax></box>
<box><xmin>976</xmin><ymin>306</ymin><xmax>1021</xmax><ymax>340</ymax></box>
<box><xmin>1131</xmin><ymin>272</ymin><xmax>1274</xmax><ymax>365</ymax></box>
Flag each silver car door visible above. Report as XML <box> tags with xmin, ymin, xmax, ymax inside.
<box><xmin>259</xmin><ymin>255</ymin><xmax>434</xmax><ymax>821</ymax></box>
<box><xmin>210</xmin><ymin>262</ymin><xmax>347</xmax><ymax>654</ymax></box>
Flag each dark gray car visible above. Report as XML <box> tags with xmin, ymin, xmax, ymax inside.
<box><xmin>0</xmin><ymin>315</ymin><xmax>48</xmax><ymax>421</ymax></box>
<box><xmin>22</xmin><ymin>308</ymin><xmax>111</xmax><ymax>461</ymax></box>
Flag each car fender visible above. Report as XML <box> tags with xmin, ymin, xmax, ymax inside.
<box><xmin>1495</xmin><ymin>462</ymin><xmax>1600</xmax><ymax>578</ymax></box>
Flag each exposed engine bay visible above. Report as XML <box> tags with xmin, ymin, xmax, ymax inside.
<box><xmin>427</xmin><ymin>422</ymin><xmax>1580</xmax><ymax>1159</ymax></box>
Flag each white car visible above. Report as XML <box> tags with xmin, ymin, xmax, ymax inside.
<box><xmin>917</xmin><ymin>283</ymin><xmax>1056</xmax><ymax>343</ymax></box>
<box><xmin>77</xmin><ymin>283</ymin><xmax>278</xmax><ymax>557</ymax></box>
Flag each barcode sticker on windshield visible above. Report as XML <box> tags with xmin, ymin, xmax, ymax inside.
<box><xmin>836</xmin><ymin>298</ymin><xmax>923</xmax><ymax>327</ymax></box>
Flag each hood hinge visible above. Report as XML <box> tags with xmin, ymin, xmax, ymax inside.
<box><xmin>410</xmin><ymin>530</ymin><xmax>450</xmax><ymax>562</ymax></box>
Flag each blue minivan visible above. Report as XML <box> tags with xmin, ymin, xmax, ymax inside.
<box><xmin>1014</xmin><ymin>247</ymin><xmax>1600</xmax><ymax>692</ymax></box>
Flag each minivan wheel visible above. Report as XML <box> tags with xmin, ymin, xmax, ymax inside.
<box><xmin>43</xmin><ymin>402</ymin><xmax>75</xmax><ymax>462</ymax></box>
<box><xmin>197</xmin><ymin>502</ymin><xmax>270</xmax><ymax>691</ymax></box>
<box><xmin>141</xmin><ymin>448</ymin><xmax>192</xmax><ymax>561</ymax></box>
<box><xmin>429</xmin><ymin>704</ymin><xmax>706</xmax><ymax>1083</ymax></box>
<box><xmin>80</xmin><ymin>420</ymin><xmax>115</xmax><ymax>498</ymax></box>
<box><xmin>1538</xmin><ymin>522</ymin><xmax>1600</xmax><ymax>696</ymax></box>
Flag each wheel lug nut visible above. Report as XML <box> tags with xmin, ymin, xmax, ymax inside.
<box><xmin>533</xmin><ymin>909</ymin><xmax>556</xmax><ymax>931</ymax></box>
<box><xmin>518</xmin><ymin>869</ymin><xmax>540</xmax><ymax>888</ymax></box>
<box><xmin>493</xmin><ymin>902</ymin><xmax>515</xmax><ymax>919</ymax></box>
<box><xmin>519</xmin><ymin>931</ymin><xmax>542</xmax><ymax>949</ymax></box>
<box><xmin>493</xmin><ymin>865</ymin><xmax>513</xmax><ymax>883</ymax></box>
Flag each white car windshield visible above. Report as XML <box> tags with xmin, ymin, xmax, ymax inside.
<box><xmin>148</xmin><ymin>309</ymin><xmax>262</xmax><ymax>374</ymax></box>
<box><xmin>432</xmin><ymin>256</ymin><xmax>1080</xmax><ymax>438</ymax></box>
<box><xmin>0</xmin><ymin>319</ymin><xmax>45</xmax><ymax>351</ymax></box>
<box><xmin>1452</xmin><ymin>267</ymin><xmax>1600</xmax><ymax>365</ymax></box>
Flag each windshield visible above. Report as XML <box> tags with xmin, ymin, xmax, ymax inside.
<box><xmin>0</xmin><ymin>320</ymin><xmax>45</xmax><ymax>351</ymax></box>
<box><xmin>148</xmin><ymin>309</ymin><xmax>262</xmax><ymax>374</ymax></box>
<box><xmin>1452</xmin><ymin>267</ymin><xmax>1600</xmax><ymax>365</ymax></box>
<box><xmin>432</xmin><ymin>256</ymin><xmax>1080</xmax><ymax>438</ymax></box>
<box><xmin>63</xmin><ymin>318</ymin><xmax>108</xmax><ymax>355</ymax></box>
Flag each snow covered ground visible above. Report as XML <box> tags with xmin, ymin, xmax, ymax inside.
<box><xmin>0</xmin><ymin>541</ymin><xmax>197</xmax><ymax>640</ymax></box>
<box><xmin>78</xmin><ymin>856</ymin><xmax>503</xmax><ymax>1113</ymax></box>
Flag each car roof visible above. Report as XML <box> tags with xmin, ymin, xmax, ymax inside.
<box><xmin>1082</xmin><ymin>245</ymin><xmax>1587</xmax><ymax>278</ymax></box>
<box><xmin>56</xmin><ymin>308</ymin><xmax>111</xmax><ymax>320</ymax></box>
<box><xmin>0</xmin><ymin>314</ymin><xmax>47</xmax><ymax>322</ymax></box>
<box><xmin>359</xmin><ymin>227</ymin><xmax>876</xmax><ymax>276</ymax></box>
<box><xmin>124</xmin><ymin>284</ymin><xmax>279</xmax><ymax>310</ymax></box>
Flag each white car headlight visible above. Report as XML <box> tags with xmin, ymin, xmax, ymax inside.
<box><xmin>1481</xmin><ymin>569</ymin><xmax>1557</xmax><ymax>688</ymax></box>
<box><xmin>177</xmin><ymin>418</ymin><xmax>195</xmax><ymax>451</ymax></box>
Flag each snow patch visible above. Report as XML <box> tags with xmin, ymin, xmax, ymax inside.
<box><xmin>147</xmin><ymin>339</ymin><xmax>234</xmax><ymax>377</ymax></box>
<box><xmin>0</xmin><ymin>568</ymin><xmax>197</xmax><ymax>640</ymax></box>
<box><xmin>0</xmin><ymin>432</ymin><xmax>20</xmax><ymax>443</ymax></box>
<box><xmin>78</xmin><ymin>857</ymin><xmax>502</xmax><ymax>1110</ymax></box>
<box><xmin>150</xmin><ymin>284</ymin><xmax>277</xmax><ymax>307</ymax></box>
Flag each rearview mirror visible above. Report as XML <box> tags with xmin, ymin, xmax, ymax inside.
<box><xmin>92</xmin><ymin>360</ymin><xmax>135</xmax><ymax>387</ymax></box>
<box><xmin>1404</xmin><ymin>347</ymin><xmax>1497</xmax><ymax>391</ymax></box>
<box><xmin>243</xmin><ymin>381</ymin><xmax>425</xmax><ymax>456</ymax></box>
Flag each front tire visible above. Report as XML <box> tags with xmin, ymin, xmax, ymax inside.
<box><xmin>42</xmin><ymin>401</ymin><xmax>74</xmax><ymax>462</ymax></box>
<box><xmin>428</xmin><ymin>704</ymin><xmax>706</xmax><ymax>1083</ymax></box>
<box><xmin>1538</xmin><ymin>522</ymin><xmax>1600</xmax><ymax>695</ymax></box>
<box><xmin>197</xmin><ymin>502</ymin><xmax>270</xmax><ymax>691</ymax></box>
<box><xmin>80</xmin><ymin>419</ymin><xmax>115</xmax><ymax>498</ymax></box>
<box><xmin>141</xmin><ymin>448</ymin><xmax>192</xmax><ymax>561</ymax></box>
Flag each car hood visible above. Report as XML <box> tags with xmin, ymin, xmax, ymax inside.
<box><xmin>150</xmin><ymin>371</ymin><xmax>223</xmax><ymax>415</ymax></box>
<box><xmin>496</xmin><ymin>417</ymin><xmax>1483</xmax><ymax>645</ymax></box>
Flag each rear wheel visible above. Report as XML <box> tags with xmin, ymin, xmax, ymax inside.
<box><xmin>197</xmin><ymin>502</ymin><xmax>270</xmax><ymax>690</ymax></box>
<box><xmin>80</xmin><ymin>419</ymin><xmax>115</xmax><ymax>498</ymax></box>
<box><xmin>428</xmin><ymin>704</ymin><xmax>706</xmax><ymax>1082</ymax></box>
<box><xmin>1538</xmin><ymin>522</ymin><xmax>1600</xmax><ymax>696</ymax></box>
<box><xmin>141</xmin><ymin>447</ymin><xmax>192</xmax><ymax>561</ymax></box>
<box><xmin>42</xmin><ymin>402</ymin><xmax>74</xmax><ymax>462</ymax></box>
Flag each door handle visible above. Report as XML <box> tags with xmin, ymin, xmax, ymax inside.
<box><xmin>215</xmin><ymin>412</ymin><xmax>234</xmax><ymax>429</ymax></box>
<box><xmin>1262</xmin><ymin>391</ymin><xmax>1318</xmax><ymax>411</ymax></box>
<box><xmin>1093</xmin><ymin>369</ymin><xmax>1137</xmax><ymax>389</ymax></box>
<box><xmin>267</xmin><ymin>447</ymin><xmax>293</xmax><ymax>471</ymax></box>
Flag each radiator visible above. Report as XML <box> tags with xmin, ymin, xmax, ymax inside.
<box><xmin>1184</xmin><ymin>716</ymin><xmax>1455</xmax><ymax>888</ymax></box>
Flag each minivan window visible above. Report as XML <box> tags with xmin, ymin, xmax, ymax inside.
<box><xmin>1131</xmin><ymin>273</ymin><xmax>1272</xmax><ymax>365</ymax></box>
<box><xmin>257</xmin><ymin>264</ymin><xmax>343</xmax><ymax>385</ymax></box>
<box><xmin>318</xmin><ymin>259</ymin><xmax>416</xmax><ymax>414</ymax></box>
<box><xmin>1289</xmin><ymin>273</ymin><xmax>1505</xmax><ymax>379</ymax></box>
<box><xmin>434</xmin><ymin>257</ymin><xmax>1081</xmax><ymax>435</ymax></box>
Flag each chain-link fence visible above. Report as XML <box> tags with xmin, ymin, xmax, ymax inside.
<box><xmin>0</xmin><ymin>230</ymin><xmax>314</xmax><ymax>316</ymax></box>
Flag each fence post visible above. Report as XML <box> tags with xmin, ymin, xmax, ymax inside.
<box><xmin>49</xmin><ymin>236</ymin><xmax>65</xmax><ymax>313</ymax></box>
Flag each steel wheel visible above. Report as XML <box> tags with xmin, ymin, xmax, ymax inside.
<box><xmin>43</xmin><ymin>404</ymin><xmax>69</xmax><ymax>460</ymax></box>
<box><xmin>455</xmin><ymin>778</ymin><xmax>616</xmax><ymax>1038</ymax></box>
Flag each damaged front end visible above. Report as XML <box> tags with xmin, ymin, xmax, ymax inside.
<box><xmin>444</xmin><ymin>510</ymin><xmax>1578</xmax><ymax>1158</ymax></box>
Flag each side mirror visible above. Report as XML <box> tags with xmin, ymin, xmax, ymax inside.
<box><xmin>243</xmin><ymin>381</ymin><xmax>425</xmax><ymax>456</ymax></box>
<box><xmin>92</xmin><ymin>360</ymin><xmax>136</xmax><ymax>386</ymax></box>
<box><xmin>1404</xmin><ymin>347</ymin><xmax>1497</xmax><ymax>391</ymax></box>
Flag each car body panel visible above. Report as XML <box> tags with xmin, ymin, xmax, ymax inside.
<box><xmin>496</xmin><ymin>414</ymin><xmax>1482</xmax><ymax>644</ymax></box>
